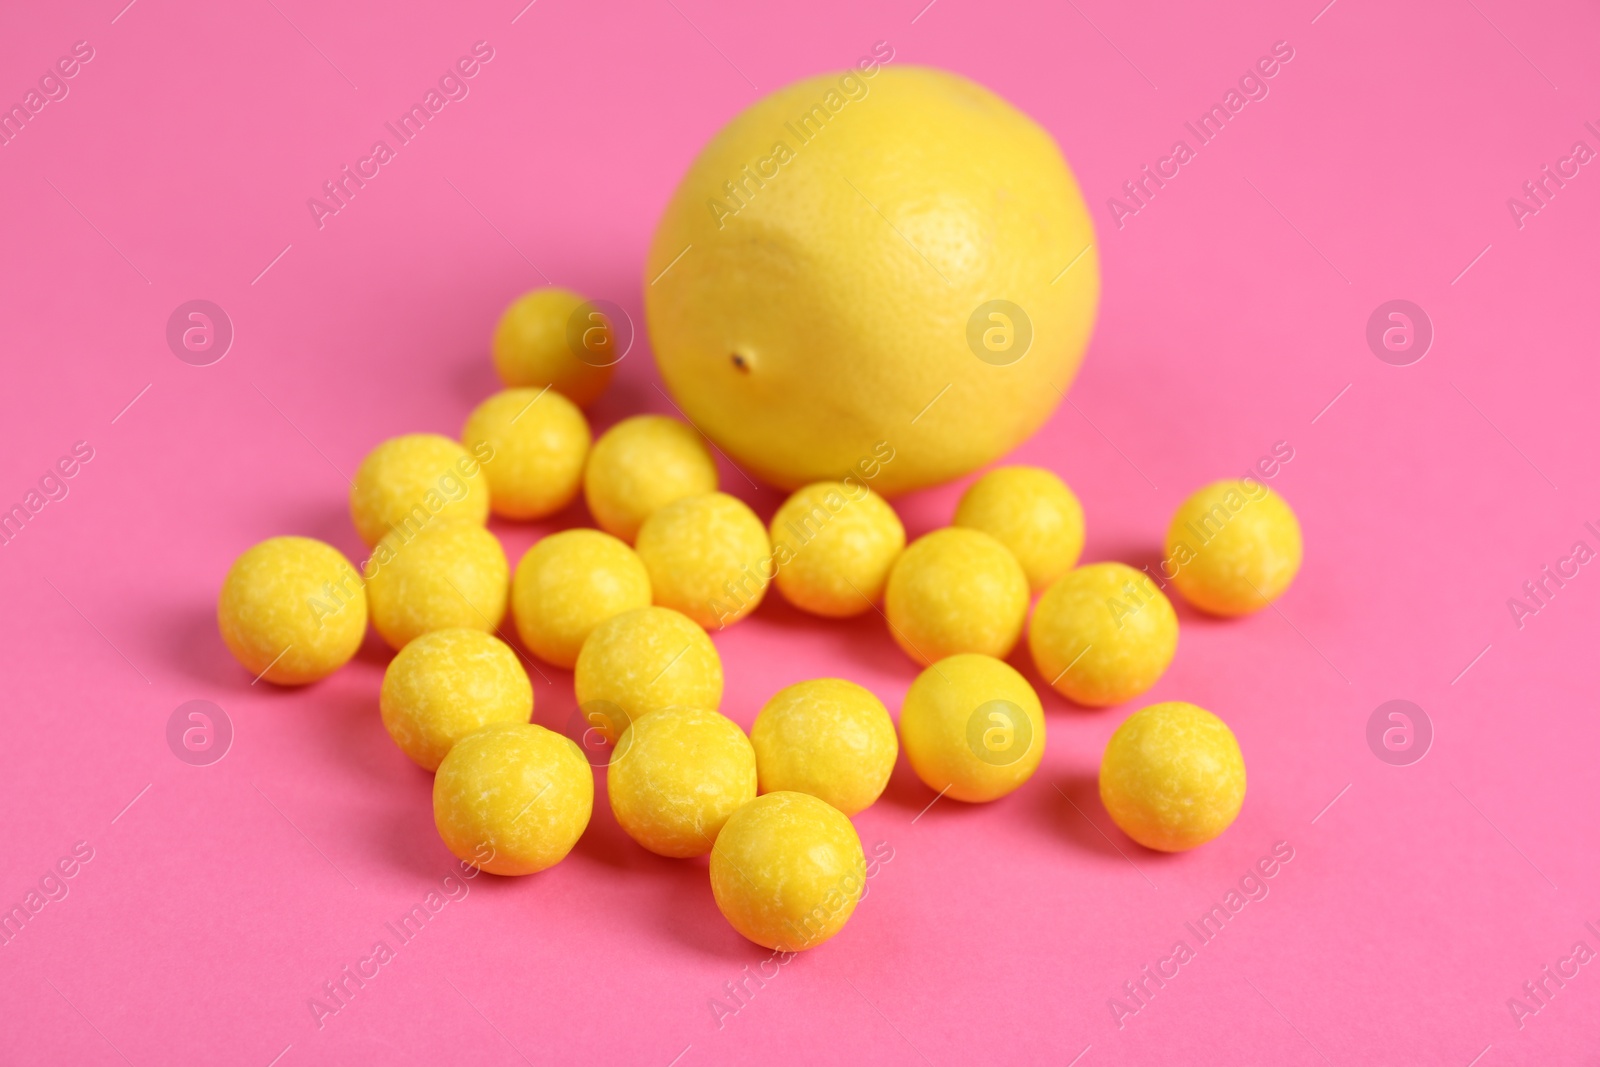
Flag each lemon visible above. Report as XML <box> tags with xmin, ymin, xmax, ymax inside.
<box><xmin>645</xmin><ymin>65</ymin><xmax>1098</xmax><ymax>496</ymax></box>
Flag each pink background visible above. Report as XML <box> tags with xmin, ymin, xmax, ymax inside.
<box><xmin>2</xmin><ymin>0</ymin><xmax>1597</xmax><ymax>1063</ymax></box>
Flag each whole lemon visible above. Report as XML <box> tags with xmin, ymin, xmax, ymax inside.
<box><xmin>645</xmin><ymin>65</ymin><xmax>1098</xmax><ymax>496</ymax></box>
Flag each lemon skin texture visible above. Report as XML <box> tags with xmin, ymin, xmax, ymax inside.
<box><xmin>636</xmin><ymin>492</ymin><xmax>771</xmax><ymax>630</ymax></box>
<box><xmin>884</xmin><ymin>527</ymin><xmax>1029</xmax><ymax>666</ymax></box>
<box><xmin>1167</xmin><ymin>480</ymin><xmax>1303</xmax><ymax>616</ymax></box>
<box><xmin>1099</xmin><ymin>702</ymin><xmax>1246</xmax><ymax>852</ymax></box>
<box><xmin>710</xmin><ymin>791</ymin><xmax>867</xmax><ymax>951</ymax></box>
<box><xmin>492</xmin><ymin>287</ymin><xmax>615</xmax><ymax>408</ymax></box>
<box><xmin>608</xmin><ymin>707</ymin><xmax>757</xmax><ymax>858</ymax></box>
<box><xmin>1029</xmin><ymin>562</ymin><xmax>1177</xmax><ymax>707</ymax></box>
<box><xmin>954</xmin><ymin>466</ymin><xmax>1084</xmax><ymax>592</ymax></box>
<box><xmin>573</xmin><ymin>606</ymin><xmax>723</xmax><ymax>741</ymax></box>
<box><xmin>770</xmin><ymin>482</ymin><xmax>905</xmax><ymax>617</ymax></box>
<box><xmin>512</xmin><ymin>529</ymin><xmax>652</xmax><ymax>669</ymax></box>
<box><xmin>899</xmin><ymin>653</ymin><xmax>1046</xmax><ymax>803</ymax></box>
<box><xmin>433</xmin><ymin>722</ymin><xmax>593</xmax><ymax>875</ymax></box>
<box><xmin>217</xmin><ymin>536</ymin><xmax>367</xmax><ymax>685</ymax></box>
<box><xmin>379</xmin><ymin>629</ymin><xmax>533</xmax><ymax>771</ymax></box>
<box><xmin>461</xmin><ymin>389</ymin><xmax>590</xmax><ymax>521</ymax></box>
<box><xmin>364</xmin><ymin>523</ymin><xmax>509</xmax><ymax>651</ymax></box>
<box><xmin>751</xmin><ymin>679</ymin><xmax>897</xmax><ymax>815</ymax></box>
<box><xmin>583</xmin><ymin>416</ymin><xmax>719</xmax><ymax>543</ymax></box>
<box><xmin>350</xmin><ymin>434</ymin><xmax>491</xmax><ymax>546</ymax></box>
<box><xmin>645</xmin><ymin>65</ymin><xmax>1099</xmax><ymax>496</ymax></box>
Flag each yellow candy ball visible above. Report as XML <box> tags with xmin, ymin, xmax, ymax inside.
<box><xmin>750</xmin><ymin>679</ymin><xmax>897</xmax><ymax>815</ymax></box>
<box><xmin>899</xmin><ymin>653</ymin><xmax>1046</xmax><ymax>803</ymax></box>
<box><xmin>491</xmin><ymin>287</ymin><xmax>616</xmax><ymax>409</ymax></box>
<box><xmin>583</xmin><ymin>415</ymin><xmax>718</xmax><ymax>542</ymax></box>
<box><xmin>1029</xmin><ymin>562</ymin><xmax>1177</xmax><ymax>707</ymax></box>
<box><xmin>460</xmin><ymin>388</ymin><xmax>590</xmax><ymax>521</ymax></box>
<box><xmin>511</xmin><ymin>529</ymin><xmax>652</xmax><ymax>669</ymax></box>
<box><xmin>379</xmin><ymin>629</ymin><xmax>533</xmax><ymax>771</ymax></box>
<box><xmin>364</xmin><ymin>523</ymin><xmax>509</xmax><ymax>650</ymax></box>
<box><xmin>608</xmin><ymin>706</ymin><xmax>757</xmax><ymax>857</ymax></box>
<box><xmin>954</xmin><ymin>466</ymin><xmax>1084</xmax><ymax>592</ymax></box>
<box><xmin>1167</xmin><ymin>480</ymin><xmax>1303</xmax><ymax>616</ymax></box>
<box><xmin>573</xmin><ymin>606</ymin><xmax>723</xmax><ymax>740</ymax></box>
<box><xmin>710</xmin><ymin>791</ymin><xmax>866</xmax><ymax>951</ymax></box>
<box><xmin>770</xmin><ymin>482</ymin><xmax>905</xmax><ymax>617</ymax></box>
<box><xmin>433</xmin><ymin>722</ymin><xmax>593</xmax><ymax>875</ymax></box>
<box><xmin>217</xmin><ymin>536</ymin><xmax>367</xmax><ymax>685</ymax></box>
<box><xmin>883</xmin><ymin>528</ymin><xmax>1029</xmax><ymax>665</ymax></box>
<box><xmin>1100</xmin><ymin>701</ymin><xmax>1246</xmax><ymax>851</ymax></box>
<box><xmin>350</xmin><ymin>434</ymin><xmax>491</xmax><ymax>546</ymax></box>
<box><xmin>635</xmin><ymin>492</ymin><xmax>770</xmax><ymax>629</ymax></box>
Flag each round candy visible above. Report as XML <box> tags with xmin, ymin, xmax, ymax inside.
<box><xmin>770</xmin><ymin>482</ymin><xmax>905</xmax><ymax>617</ymax></box>
<box><xmin>608</xmin><ymin>706</ymin><xmax>757</xmax><ymax>857</ymax></box>
<box><xmin>1099</xmin><ymin>701</ymin><xmax>1246</xmax><ymax>852</ymax></box>
<box><xmin>512</xmin><ymin>529</ymin><xmax>651</xmax><ymax>668</ymax></box>
<box><xmin>898</xmin><ymin>653</ymin><xmax>1045</xmax><ymax>803</ymax></box>
<box><xmin>583</xmin><ymin>415</ymin><xmax>718</xmax><ymax>542</ymax></box>
<box><xmin>433</xmin><ymin>722</ymin><xmax>593</xmax><ymax>875</ymax></box>
<box><xmin>635</xmin><ymin>492</ymin><xmax>770</xmax><ymax>629</ymax></box>
<box><xmin>750</xmin><ymin>679</ymin><xmax>897</xmax><ymax>815</ymax></box>
<box><xmin>350</xmin><ymin>434</ymin><xmax>491</xmax><ymax>546</ymax></box>
<box><xmin>461</xmin><ymin>388</ymin><xmax>590</xmax><ymax>520</ymax></box>
<box><xmin>573</xmin><ymin>606</ymin><xmax>723</xmax><ymax>741</ymax></box>
<box><xmin>710</xmin><ymin>791</ymin><xmax>866</xmax><ymax>951</ymax></box>
<box><xmin>953</xmin><ymin>466</ymin><xmax>1084</xmax><ymax>592</ymax></box>
<box><xmin>364</xmin><ymin>523</ymin><xmax>509</xmax><ymax>650</ymax></box>
<box><xmin>491</xmin><ymin>287</ymin><xmax>615</xmax><ymax>408</ymax></box>
<box><xmin>883</xmin><ymin>528</ymin><xmax>1029</xmax><ymax>665</ymax></box>
<box><xmin>379</xmin><ymin>629</ymin><xmax>533</xmax><ymax>770</ymax></box>
<box><xmin>217</xmin><ymin>536</ymin><xmax>367</xmax><ymax>685</ymax></box>
<box><xmin>1166</xmin><ymin>480</ymin><xmax>1303</xmax><ymax>616</ymax></box>
<box><xmin>1029</xmin><ymin>562</ymin><xmax>1177</xmax><ymax>707</ymax></box>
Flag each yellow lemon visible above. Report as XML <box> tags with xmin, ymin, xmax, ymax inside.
<box><xmin>710</xmin><ymin>791</ymin><xmax>866</xmax><ymax>951</ymax></box>
<box><xmin>1166</xmin><ymin>480</ymin><xmax>1303</xmax><ymax>616</ymax></box>
<box><xmin>1099</xmin><ymin>702</ymin><xmax>1246</xmax><ymax>852</ymax></box>
<box><xmin>645</xmin><ymin>65</ymin><xmax>1098</xmax><ymax>496</ymax></box>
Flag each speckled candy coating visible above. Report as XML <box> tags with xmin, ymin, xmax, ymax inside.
<box><xmin>512</xmin><ymin>529</ymin><xmax>651</xmax><ymax>668</ymax></box>
<box><xmin>635</xmin><ymin>491</ymin><xmax>770</xmax><ymax>629</ymax></box>
<box><xmin>1167</xmin><ymin>479</ymin><xmax>1303</xmax><ymax>616</ymax></box>
<box><xmin>364</xmin><ymin>522</ymin><xmax>509</xmax><ymax>650</ymax></box>
<box><xmin>217</xmin><ymin>536</ymin><xmax>367</xmax><ymax>685</ymax></box>
<box><xmin>461</xmin><ymin>388</ymin><xmax>591</xmax><ymax>521</ymax></box>
<box><xmin>898</xmin><ymin>653</ymin><xmax>1046</xmax><ymax>803</ymax></box>
<box><xmin>954</xmin><ymin>465</ymin><xmax>1084</xmax><ymax>592</ymax></box>
<box><xmin>349</xmin><ymin>433</ymin><xmax>491</xmax><ymax>546</ymax></box>
<box><xmin>492</xmin><ymin>287</ymin><xmax>615</xmax><ymax>408</ymax></box>
<box><xmin>1029</xmin><ymin>562</ymin><xmax>1178</xmax><ymax>707</ymax></box>
<box><xmin>379</xmin><ymin>629</ymin><xmax>533</xmax><ymax>770</ymax></box>
<box><xmin>582</xmin><ymin>415</ymin><xmax>718</xmax><ymax>543</ymax></box>
<box><xmin>573</xmin><ymin>606</ymin><xmax>723</xmax><ymax>740</ymax></box>
<box><xmin>433</xmin><ymin>722</ymin><xmax>593</xmax><ymax>875</ymax></box>
<box><xmin>770</xmin><ymin>482</ymin><xmax>905</xmax><ymax>617</ymax></box>
<box><xmin>709</xmin><ymin>791</ymin><xmax>866</xmax><ymax>951</ymax></box>
<box><xmin>883</xmin><ymin>527</ymin><xmax>1029</xmax><ymax>665</ymax></box>
<box><xmin>1099</xmin><ymin>701</ymin><xmax>1246</xmax><ymax>852</ymax></box>
<box><xmin>607</xmin><ymin>706</ymin><xmax>757</xmax><ymax>857</ymax></box>
<box><xmin>751</xmin><ymin>679</ymin><xmax>897</xmax><ymax>815</ymax></box>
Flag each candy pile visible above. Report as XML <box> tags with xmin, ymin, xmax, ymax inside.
<box><xmin>216</xmin><ymin>288</ymin><xmax>1303</xmax><ymax>952</ymax></box>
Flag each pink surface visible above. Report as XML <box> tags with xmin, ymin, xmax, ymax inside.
<box><xmin>2</xmin><ymin>0</ymin><xmax>1597</xmax><ymax>1063</ymax></box>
